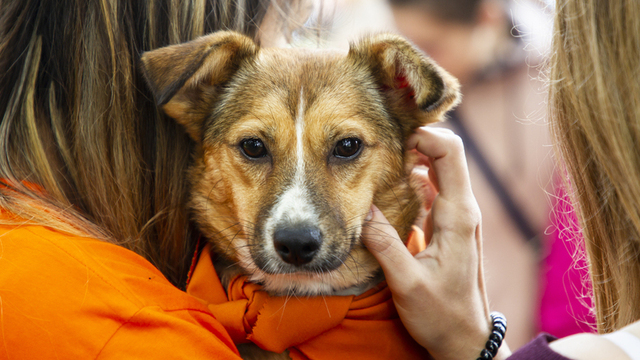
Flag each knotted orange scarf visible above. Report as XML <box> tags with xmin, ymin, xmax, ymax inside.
<box><xmin>186</xmin><ymin>227</ymin><xmax>431</xmax><ymax>360</ymax></box>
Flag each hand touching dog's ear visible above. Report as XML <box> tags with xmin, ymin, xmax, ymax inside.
<box><xmin>348</xmin><ymin>34</ymin><xmax>461</xmax><ymax>138</ymax></box>
<box><xmin>141</xmin><ymin>32</ymin><xmax>258</xmax><ymax>143</ymax></box>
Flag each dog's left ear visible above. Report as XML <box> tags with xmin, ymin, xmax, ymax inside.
<box><xmin>348</xmin><ymin>33</ymin><xmax>460</xmax><ymax>138</ymax></box>
<box><xmin>140</xmin><ymin>31</ymin><xmax>258</xmax><ymax>143</ymax></box>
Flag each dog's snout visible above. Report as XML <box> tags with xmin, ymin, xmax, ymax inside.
<box><xmin>273</xmin><ymin>225</ymin><xmax>322</xmax><ymax>266</ymax></box>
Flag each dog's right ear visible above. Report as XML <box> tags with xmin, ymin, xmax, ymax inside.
<box><xmin>348</xmin><ymin>34</ymin><xmax>460</xmax><ymax>139</ymax></box>
<box><xmin>141</xmin><ymin>31</ymin><xmax>258</xmax><ymax>142</ymax></box>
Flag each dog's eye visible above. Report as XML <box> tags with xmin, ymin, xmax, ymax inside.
<box><xmin>240</xmin><ymin>138</ymin><xmax>268</xmax><ymax>159</ymax></box>
<box><xmin>333</xmin><ymin>138</ymin><xmax>362</xmax><ymax>159</ymax></box>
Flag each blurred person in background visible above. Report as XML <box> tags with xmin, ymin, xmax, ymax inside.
<box><xmin>388</xmin><ymin>0</ymin><xmax>593</xmax><ymax>348</ymax></box>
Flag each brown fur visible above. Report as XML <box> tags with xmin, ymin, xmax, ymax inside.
<box><xmin>142</xmin><ymin>30</ymin><xmax>459</xmax><ymax>358</ymax></box>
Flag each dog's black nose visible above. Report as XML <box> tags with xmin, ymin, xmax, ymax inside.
<box><xmin>273</xmin><ymin>225</ymin><xmax>322</xmax><ymax>266</ymax></box>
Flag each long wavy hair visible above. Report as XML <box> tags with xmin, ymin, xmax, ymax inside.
<box><xmin>0</xmin><ymin>0</ymin><xmax>296</xmax><ymax>287</ymax></box>
<box><xmin>549</xmin><ymin>0</ymin><xmax>640</xmax><ymax>333</ymax></box>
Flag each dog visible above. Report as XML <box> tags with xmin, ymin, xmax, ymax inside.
<box><xmin>141</xmin><ymin>31</ymin><xmax>459</xmax><ymax>359</ymax></box>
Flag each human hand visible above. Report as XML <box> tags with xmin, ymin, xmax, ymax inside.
<box><xmin>362</xmin><ymin>127</ymin><xmax>510</xmax><ymax>360</ymax></box>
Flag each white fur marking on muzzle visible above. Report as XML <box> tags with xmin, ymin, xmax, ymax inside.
<box><xmin>263</xmin><ymin>88</ymin><xmax>319</xmax><ymax>247</ymax></box>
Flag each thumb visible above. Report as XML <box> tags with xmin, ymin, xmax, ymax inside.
<box><xmin>361</xmin><ymin>205</ymin><xmax>418</xmax><ymax>285</ymax></box>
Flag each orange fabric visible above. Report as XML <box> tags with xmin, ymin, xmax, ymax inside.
<box><xmin>187</xmin><ymin>228</ymin><xmax>430</xmax><ymax>360</ymax></box>
<box><xmin>0</xmin><ymin>212</ymin><xmax>242</xmax><ymax>359</ymax></box>
<box><xmin>406</xmin><ymin>225</ymin><xmax>427</xmax><ymax>255</ymax></box>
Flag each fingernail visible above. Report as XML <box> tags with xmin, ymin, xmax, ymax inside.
<box><xmin>412</xmin><ymin>166</ymin><xmax>429</xmax><ymax>177</ymax></box>
<box><xmin>365</xmin><ymin>207</ymin><xmax>373</xmax><ymax>221</ymax></box>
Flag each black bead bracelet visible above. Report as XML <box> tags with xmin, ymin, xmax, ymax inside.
<box><xmin>476</xmin><ymin>312</ymin><xmax>507</xmax><ymax>360</ymax></box>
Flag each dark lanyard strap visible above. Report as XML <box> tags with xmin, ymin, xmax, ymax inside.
<box><xmin>448</xmin><ymin>110</ymin><xmax>539</xmax><ymax>243</ymax></box>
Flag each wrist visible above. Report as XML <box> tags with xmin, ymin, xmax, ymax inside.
<box><xmin>475</xmin><ymin>312</ymin><xmax>508</xmax><ymax>360</ymax></box>
<box><xmin>428</xmin><ymin>311</ymin><xmax>494</xmax><ymax>360</ymax></box>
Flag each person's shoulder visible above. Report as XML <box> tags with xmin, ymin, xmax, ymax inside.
<box><xmin>0</xmin><ymin>221</ymin><xmax>235</xmax><ymax>358</ymax></box>
<box><xmin>0</xmin><ymin>221</ymin><xmax>184</xmax><ymax>306</ymax></box>
<box><xmin>506</xmin><ymin>333</ymin><xmax>572</xmax><ymax>360</ymax></box>
<box><xmin>549</xmin><ymin>331</ymin><xmax>635</xmax><ymax>360</ymax></box>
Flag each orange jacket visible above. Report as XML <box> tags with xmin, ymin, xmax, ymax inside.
<box><xmin>0</xmin><ymin>218</ymin><xmax>241</xmax><ymax>359</ymax></box>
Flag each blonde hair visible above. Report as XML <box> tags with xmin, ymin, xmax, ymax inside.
<box><xmin>0</xmin><ymin>0</ymin><xmax>293</xmax><ymax>286</ymax></box>
<box><xmin>549</xmin><ymin>0</ymin><xmax>640</xmax><ymax>333</ymax></box>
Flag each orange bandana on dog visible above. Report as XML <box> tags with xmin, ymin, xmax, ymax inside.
<box><xmin>186</xmin><ymin>227</ymin><xmax>431</xmax><ymax>360</ymax></box>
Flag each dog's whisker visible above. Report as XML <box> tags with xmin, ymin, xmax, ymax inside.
<box><xmin>275</xmin><ymin>290</ymin><xmax>292</xmax><ymax>330</ymax></box>
<box><xmin>211</xmin><ymin>222</ymin><xmax>242</xmax><ymax>237</ymax></box>
<box><xmin>221</xmin><ymin>228</ymin><xmax>248</xmax><ymax>254</ymax></box>
<box><xmin>344</xmin><ymin>253</ymin><xmax>362</xmax><ymax>283</ymax></box>
<box><xmin>381</xmin><ymin>178</ymin><xmax>403</xmax><ymax>208</ymax></box>
<box><xmin>330</xmin><ymin>253</ymin><xmax>352</xmax><ymax>280</ymax></box>
<box><xmin>204</xmin><ymin>179</ymin><xmax>224</xmax><ymax>213</ymax></box>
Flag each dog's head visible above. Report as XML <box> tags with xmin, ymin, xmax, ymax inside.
<box><xmin>142</xmin><ymin>31</ymin><xmax>459</xmax><ymax>295</ymax></box>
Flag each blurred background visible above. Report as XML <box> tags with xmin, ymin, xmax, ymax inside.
<box><xmin>291</xmin><ymin>0</ymin><xmax>595</xmax><ymax>350</ymax></box>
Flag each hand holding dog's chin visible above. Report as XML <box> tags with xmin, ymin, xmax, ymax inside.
<box><xmin>361</xmin><ymin>127</ymin><xmax>512</xmax><ymax>360</ymax></box>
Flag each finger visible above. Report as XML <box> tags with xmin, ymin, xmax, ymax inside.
<box><xmin>361</xmin><ymin>205</ymin><xmax>419</xmax><ymax>285</ymax></box>
<box><xmin>411</xmin><ymin>150</ymin><xmax>431</xmax><ymax>167</ymax></box>
<box><xmin>411</xmin><ymin>167</ymin><xmax>436</xmax><ymax>211</ymax></box>
<box><xmin>408</xmin><ymin>149</ymin><xmax>431</xmax><ymax>169</ymax></box>
<box><xmin>406</xmin><ymin>127</ymin><xmax>472</xmax><ymax>199</ymax></box>
<box><xmin>427</xmin><ymin>158</ymin><xmax>439</xmax><ymax>194</ymax></box>
<box><xmin>407</xmin><ymin>150</ymin><xmax>439</xmax><ymax>193</ymax></box>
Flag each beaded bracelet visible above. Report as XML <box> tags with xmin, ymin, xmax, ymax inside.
<box><xmin>476</xmin><ymin>312</ymin><xmax>507</xmax><ymax>360</ymax></box>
